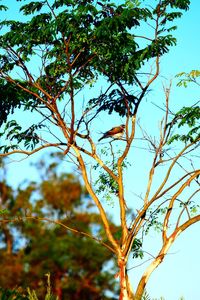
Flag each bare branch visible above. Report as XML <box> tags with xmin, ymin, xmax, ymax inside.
<box><xmin>0</xmin><ymin>216</ymin><xmax>116</xmax><ymax>254</ymax></box>
<box><xmin>162</xmin><ymin>170</ymin><xmax>200</xmax><ymax>242</ymax></box>
<box><xmin>0</xmin><ymin>143</ymin><xmax>65</xmax><ymax>157</ymax></box>
<box><xmin>72</xmin><ymin>146</ymin><xmax>120</xmax><ymax>253</ymax></box>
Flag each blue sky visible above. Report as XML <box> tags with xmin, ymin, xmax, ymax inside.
<box><xmin>1</xmin><ymin>1</ymin><xmax>200</xmax><ymax>299</ymax></box>
<box><xmin>130</xmin><ymin>2</ymin><xmax>200</xmax><ymax>298</ymax></box>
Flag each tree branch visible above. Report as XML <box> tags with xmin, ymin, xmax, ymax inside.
<box><xmin>0</xmin><ymin>216</ymin><xmax>116</xmax><ymax>254</ymax></box>
<box><xmin>0</xmin><ymin>143</ymin><xmax>65</xmax><ymax>157</ymax></box>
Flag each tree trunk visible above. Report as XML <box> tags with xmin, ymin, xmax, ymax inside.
<box><xmin>118</xmin><ymin>257</ymin><xmax>134</xmax><ymax>300</ymax></box>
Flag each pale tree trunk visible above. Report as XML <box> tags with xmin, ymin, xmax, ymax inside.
<box><xmin>134</xmin><ymin>238</ymin><xmax>174</xmax><ymax>300</ymax></box>
<box><xmin>118</xmin><ymin>257</ymin><xmax>134</xmax><ymax>300</ymax></box>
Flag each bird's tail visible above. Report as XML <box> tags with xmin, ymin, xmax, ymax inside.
<box><xmin>98</xmin><ymin>135</ymin><xmax>107</xmax><ymax>142</ymax></box>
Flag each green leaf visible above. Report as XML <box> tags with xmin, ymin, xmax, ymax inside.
<box><xmin>131</xmin><ymin>238</ymin><xmax>144</xmax><ymax>259</ymax></box>
<box><xmin>0</xmin><ymin>209</ymin><xmax>9</xmax><ymax>214</ymax></box>
<box><xmin>0</xmin><ymin>4</ymin><xmax>8</xmax><ymax>11</ymax></box>
<box><xmin>167</xmin><ymin>104</ymin><xmax>200</xmax><ymax>144</ymax></box>
<box><xmin>20</xmin><ymin>2</ymin><xmax>44</xmax><ymax>15</ymax></box>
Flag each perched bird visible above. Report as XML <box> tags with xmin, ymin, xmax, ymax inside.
<box><xmin>98</xmin><ymin>124</ymin><xmax>125</xmax><ymax>142</ymax></box>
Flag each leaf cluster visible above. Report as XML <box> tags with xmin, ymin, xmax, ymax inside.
<box><xmin>131</xmin><ymin>238</ymin><xmax>144</xmax><ymax>259</ymax></box>
<box><xmin>94</xmin><ymin>150</ymin><xmax>131</xmax><ymax>201</ymax></box>
<box><xmin>0</xmin><ymin>79</ymin><xmax>40</xmax><ymax>129</ymax></box>
<box><xmin>176</xmin><ymin>69</ymin><xmax>200</xmax><ymax>87</ymax></box>
<box><xmin>168</xmin><ymin>106</ymin><xmax>200</xmax><ymax>144</ymax></box>
<box><xmin>144</xmin><ymin>207</ymin><xmax>167</xmax><ymax>234</ymax></box>
<box><xmin>0</xmin><ymin>120</ymin><xmax>44</xmax><ymax>152</ymax></box>
<box><xmin>0</xmin><ymin>0</ymin><xmax>191</xmax><ymax>144</ymax></box>
<box><xmin>89</xmin><ymin>89</ymin><xmax>138</xmax><ymax>116</ymax></box>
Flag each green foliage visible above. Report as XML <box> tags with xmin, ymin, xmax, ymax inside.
<box><xmin>88</xmin><ymin>89</ymin><xmax>138</xmax><ymax>117</ymax></box>
<box><xmin>0</xmin><ymin>79</ymin><xmax>40</xmax><ymax>133</ymax></box>
<box><xmin>95</xmin><ymin>170</ymin><xmax>119</xmax><ymax>195</ymax></box>
<box><xmin>0</xmin><ymin>80</ymin><xmax>22</xmax><ymax>126</ymax></box>
<box><xmin>0</xmin><ymin>120</ymin><xmax>45</xmax><ymax>152</ymax></box>
<box><xmin>167</xmin><ymin>69</ymin><xmax>200</xmax><ymax>144</ymax></box>
<box><xmin>94</xmin><ymin>148</ymin><xmax>131</xmax><ymax>204</ymax></box>
<box><xmin>0</xmin><ymin>154</ymin><xmax>119</xmax><ymax>299</ymax></box>
<box><xmin>167</xmin><ymin>105</ymin><xmax>200</xmax><ymax>144</ymax></box>
<box><xmin>0</xmin><ymin>287</ymin><xmax>28</xmax><ymax>299</ymax></box>
<box><xmin>0</xmin><ymin>4</ymin><xmax>7</xmax><ymax>11</ymax></box>
<box><xmin>19</xmin><ymin>2</ymin><xmax>44</xmax><ymax>15</ymax></box>
<box><xmin>0</xmin><ymin>0</ymin><xmax>190</xmax><ymax>151</ymax></box>
<box><xmin>94</xmin><ymin>148</ymin><xmax>119</xmax><ymax>200</ymax></box>
<box><xmin>141</xmin><ymin>290</ymin><xmax>151</xmax><ymax>300</ymax></box>
<box><xmin>179</xmin><ymin>200</ymin><xmax>200</xmax><ymax>217</ymax></box>
<box><xmin>0</xmin><ymin>209</ymin><xmax>9</xmax><ymax>215</ymax></box>
<box><xmin>131</xmin><ymin>238</ymin><xmax>144</xmax><ymax>259</ymax></box>
<box><xmin>176</xmin><ymin>70</ymin><xmax>200</xmax><ymax>87</ymax></box>
<box><xmin>145</xmin><ymin>207</ymin><xmax>167</xmax><ymax>234</ymax></box>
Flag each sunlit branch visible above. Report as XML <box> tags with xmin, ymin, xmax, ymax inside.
<box><xmin>0</xmin><ymin>216</ymin><xmax>116</xmax><ymax>254</ymax></box>
<box><xmin>175</xmin><ymin>188</ymin><xmax>200</xmax><ymax>229</ymax></box>
<box><xmin>150</xmin><ymin>140</ymin><xmax>200</xmax><ymax>202</ymax></box>
<box><xmin>6</xmin><ymin>46</ymin><xmax>34</xmax><ymax>83</ymax></box>
<box><xmin>73</xmin><ymin>146</ymin><xmax>119</xmax><ymax>253</ymax></box>
<box><xmin>116</xmin><ymin>117</ymin><xmax>137</xmax><ymax>244</ymax></box>
<box><xmin>175</xmin><ymin>214</ymin><xmax>200</xmax><ymax>235</ymax></box>
<box><xmin>73</xmin><ymin>141</ymin><xmax>118</xmax><ymax>182</ymax></box>
<box><xmin>0</xmin><ymin>143</ymin><xmax>65</xmax><ymax>157</ymax></box>
<box><xmin>135</xmin><ymin>236</ymin><xmax>175</xmax><ymax>299</ymax></box>
<box><xmin>154</xmin><ymin>170</ymin><xmax>199</xmax><ymax>201</ymax></box>
<box><xmin>133</xmin><ymin>35</ymin><xmax>153</xmax><ymax>42</ymax></box>
<box><xmin>2</xmin><ymin>74</ymin><xmax>54</xmax><ymax>112</ymax></box>
<box><xmin>162</xmin><ymin>170</ymin><xmax>200</xmax><ymax>242</ymax></box>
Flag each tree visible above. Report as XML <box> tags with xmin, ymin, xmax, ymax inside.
<box><xmin>0</xmin><ymin>0</ymin><xmax>199</xmax><ymax>299</ymax></box>
<box><xmin>0</xmin><ymin>154</ymin><xmax>119</xmax><ymax>299</ymax></box>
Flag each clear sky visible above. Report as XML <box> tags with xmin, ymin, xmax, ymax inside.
<box><xmin>1</xmin><ymin>1</ymin><xmax>200</xmax><ymax>299</ymax></box>
<box><xmin>143</xmin><ymin>2</ymin><xmax>200</xmax><ymax>298</ymax></box>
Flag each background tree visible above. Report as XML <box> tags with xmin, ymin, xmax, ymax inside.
<box><xmin>0</xmin><ymin>154</ymin><xmax>119</xmax><ymax>299</ymax></box>
<box><xmin>0</xmin><ymin>1</ymin><xmax>199</xmax><ymax>300</ymax></box>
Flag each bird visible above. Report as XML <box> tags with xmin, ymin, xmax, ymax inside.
<box><xmin>98</xmin><ymin>124</ymin><xmax>125</xmax><ymax>142</ymax></box>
